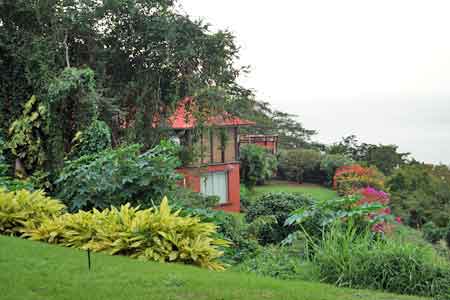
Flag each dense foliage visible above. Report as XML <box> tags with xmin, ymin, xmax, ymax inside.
<box><xmin>68</xmin><ymin>119</ymin><xmax>112</xmax><ymax>160</ymax></box>
<box><xmin>179</xmin><ymin>207</ymin><xmax>260</xmax><ymax>264</ymax></box>
<box><xmin>278</xmin><ymin>149</ymin><xmax>321</xmax><ymax>183</ymax></box>
<box><xmin>246</xmin><ymin>192</ymin><xmax>314</xmax><ymax>245</ymax></box>
<box><xmin>387</xmin><ymin>164</ymin><xmax>450</xmax><ymax>228</ymax></box>
<box><xmin>239</xmin><ymin>144</ymin><xmax>277</xmax><ymax>188</ymax></box>
<box><xmin>57</xmin><ymin>142</ymin><xmax>181</xmax><ymax>211</ymax></box>
<box><xmin>328</xmin><ymin>135</ymin><xmax>409</xmax><ymax>175</ymax></box>
<box><xmin>423</xmin><ymin>222</ymin><xmax>448</xmax><ymax>244</ymax></box>
<box><xmin>47</xmin><ymin>67</ymin><xmax>100</xmax><ymax>168</ymax></box>
<box><xmin>21</xmin><ymin>197</ymin><xmax>228</xmax><ymax>270</ymax></box>
<box><xmin>333</xmin><ymin>165</ymin><xmax>385</xmax><ymax>195</ymax></box>
<box><xmin>0</xmin><ymin>189</ymin><xmax>65</xmax><ymax>235</ymax></box>
<box><xmin>319</xmin><ymin>154</ymin><xmax>354</xmax><ymax>186</ymax></box>
<box><xmin>309</xmin><ymin>223</ymin><xmax>450</xmax><ymax>299</ymax></box>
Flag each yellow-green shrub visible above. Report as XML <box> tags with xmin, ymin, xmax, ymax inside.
<box><xmin>23</xmin><ymin>197</ymin><xmax>229</xmax><ymax>270</ymax></box>
<box><xmin>0</xmin><ymin>189</ymin><xmax>65</xmax><ymax>234</ymax></box>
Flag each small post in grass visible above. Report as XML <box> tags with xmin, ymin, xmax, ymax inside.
<box><xmin>87</xmin><ymin>248</ymin><xmax>91</xmax><ymax>271</ymax></box>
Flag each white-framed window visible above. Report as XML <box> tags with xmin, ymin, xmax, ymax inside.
<box><xmin>200</xmin><ymin>171</ymin><xmax>228</xmax><ymax>204</ymax></box>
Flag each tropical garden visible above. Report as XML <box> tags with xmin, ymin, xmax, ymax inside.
<box><xmin>1</xmin><ymin>1</ymin><xmax>450</xmax><ymax>299</ymax></box>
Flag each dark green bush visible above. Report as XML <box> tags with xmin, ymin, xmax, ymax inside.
<box><xmin>0</xmin><ymin>135</ymin><xmax>7</xmax><ymax>176</ymax></box>
<box><xmin>56</xmin><ymin>142</ymin><xmax>181</xmax><ymax>211</ymax></box>
<box><xmin>246</xmin><ymin>192</ymin><xmax>314</xmax><ymax>245</ymax></box>
<box><xmin>446</xmin><ymin>226</ymin><xmax>450</xmax><ymax>248</ymax></box>
<box><xmin>239</xmin><ymin>185</ymin><xmax>253</xmax><ymax>212</ymax></box>
<box><xmin>0</xmin><ymin>137</ymin><xmax>34</xmax><ymax>191</ymax></box>
<box><xmin>311</xmin><ymin>223</ymin><xmax>450</xmax><ymax>299</ymax></box>
<box><xmin>239</xmin><ymin>144</ymin><xmax>277</xmax><ymax>188</ymax></box>
<box><xmin>236</xmin><ymin>245</ymin><xmax>319</xmax><ymax>281</ymax></box>
<box><xmin>423</xmin><ymin>222</ymin><xmax>447</xmax><ymax>244</ymax></box>
<box><xmin>68</xmin><ymin>120</ymin><xmax>112</xmax><ymax>159</ymax></box>
<box><xmin>319</xmin><ymin>154</ymin><xmax>354</xmax><ymax>186</ymax></box>
<box><xmin>279</xmin><ymin>149</ymin><xmax>321</xmax><ymax>183</ymax></box>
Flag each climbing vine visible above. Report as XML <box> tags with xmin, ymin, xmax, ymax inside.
<box><xmin>8</xmin><ymin>96</ymin><xmax>48</xmax><ymax>176</ymax></box>
<box><xmin>47</xmin><ymin>67</ymin><xmax>99</xmax><ymax>169</ymax></box>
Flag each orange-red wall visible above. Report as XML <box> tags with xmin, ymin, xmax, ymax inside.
<box><xmin>177</xmin><ymin>163</ymin><xmax>241</xmax><ymax>212</ymax></box>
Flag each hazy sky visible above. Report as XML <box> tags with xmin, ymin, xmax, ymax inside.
<box><xmin>182</xmin><ymin>0</ymin><xmax>450</xmax><ymax>164</ymax></box>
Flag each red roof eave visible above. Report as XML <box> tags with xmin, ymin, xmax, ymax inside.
<box><xmin>166</xmin><ymin>97</ymin><xmax>255</xmax><ymax>129</ymax></box>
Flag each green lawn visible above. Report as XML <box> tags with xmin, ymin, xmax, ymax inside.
<box><xmin>0</xmin><ymin>236</ymin><xmax>425</xmax><ymax>300</ymax></box>
<box><xmin>254</xmin><ymin>181</ymin><xmax>337</xmax><ymax>201</ymax></box>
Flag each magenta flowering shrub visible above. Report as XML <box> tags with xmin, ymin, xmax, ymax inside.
<box><xmin>356</xmin><ymin>187</ymin><xmax>400</xmax><ymax>234</ymax></box>
<box><xmin>357</xmin><ymin>187</ymin><xmax>389</xmax><ymax>205</ymax></box>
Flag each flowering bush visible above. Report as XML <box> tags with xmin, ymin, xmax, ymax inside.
<box><xmin>333</xmin><ymin>164</ymin><xmax>385</xmax><ymax>196</ymax></box>
<box><xmin>357</xmin><ymin>187</ymin><xmax>397</xmax><ymax>234</ymax></box>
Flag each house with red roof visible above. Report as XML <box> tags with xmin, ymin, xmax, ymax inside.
<box><xmin>165</xmin><ymin>97</ymin><xmax>255</xmax><ymax>212</ymax></box>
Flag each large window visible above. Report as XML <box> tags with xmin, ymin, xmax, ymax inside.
<box><xmin>200</xmin><ymin>171</ymin><xmax>228</xmax><ymax>204</ymax></box>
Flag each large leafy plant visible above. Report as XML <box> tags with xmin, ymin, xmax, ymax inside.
<box><xmin>23</xmin><ymin>197</ymin><xmax>228</xmax><ymax>270</ymax></box>
<box><xmin>8</xmin><ymin>95</ymin><xmax>48</xmax><ymax>175</ymax></box>
<box><xmin>56</xmin><ymin>141</ymin><xmax>181</xmax><ymax>211</ymax></box>
<box><xmin>239</xmin><ymin>144</ymin><xmax>277</xmax><ymax>188</ymax></box>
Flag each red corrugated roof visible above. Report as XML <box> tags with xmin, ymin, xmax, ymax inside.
<box><xmin>166</xmin><ymin>97</ymin><xmax>255</xmax><ymax>129</ymax></box>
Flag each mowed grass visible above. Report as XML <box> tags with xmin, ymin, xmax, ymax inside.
<box><xmin>254</xmin><ymin>180</ymin><xmax>337</xmax><ymax>201</ymax></box>
<box><xmin>0</xmin><ymin>236</ymin><xmax>426</xmax><ymax>300</ymax></box>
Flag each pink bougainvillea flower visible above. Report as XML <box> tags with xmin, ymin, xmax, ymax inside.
<box><xmin>382</xmin><ymin>207</ymin><xmax>391</xmax><ymax>215</ymax></box>
<box><xmin>395</xmin><ymin>216</ymin><xmax>402</xmax><ymax>224</ymax></box>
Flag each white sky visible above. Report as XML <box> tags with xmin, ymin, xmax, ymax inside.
<box><xmin>181</xmin><ymin>0</ymin><xmax>450</xmax><ymax>164</ymax></box>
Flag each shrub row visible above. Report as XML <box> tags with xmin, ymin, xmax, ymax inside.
<box><xmin>0</xmin><ymin>189</ymin><xmax>228</xmax><ymax>270</ymax></box>
<box><xmin>278</xmin><ymin>150</ymin><xmax>354</xmax><ymax>186</ymax></box>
